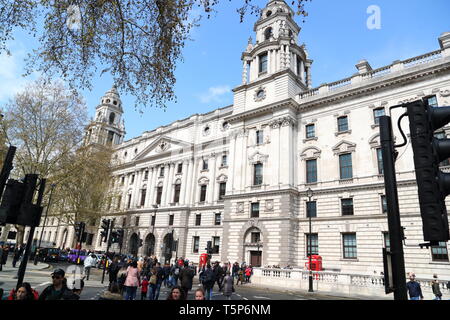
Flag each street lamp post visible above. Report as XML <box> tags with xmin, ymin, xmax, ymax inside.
<box><xmin>307</xmin><ymin>187</ymin><xmax>314</xmax><ymax>293</ymax></box>
<box><xmin>34</xmin><ymin>183</ymin><xmax>56</xmax><ymax>265</ymax></box>
<box><xmin>256</xmin><ymin>239</ymin><xmax>262</xmax><ymax>267</ymax></box>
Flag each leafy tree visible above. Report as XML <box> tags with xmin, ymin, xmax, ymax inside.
<box><xmin>0</xmin><ymin>0</ymin><xmax>309</xmax><ymax>110</ymax></box>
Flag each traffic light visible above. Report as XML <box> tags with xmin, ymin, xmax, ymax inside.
<box><xmin>74</xmin><ymin>222</ymin><xmax>85</xmax><ymax>241</ymax></box>
<box><xmin>407</xmin><ymin>99</ymin><xmax>450</xmax><ymax>243</ymax></box>
<box><xmin>0</xmin><ymin>180</ymin><xmax>26</xmax><ymax>224</ymax></box>
<box><xmin>116</xmin><ymin>229</ymin><xmax>124</xmax><ymax>245</ymax></box>
<box><xmin>0</xmin><ymin>174</ymin><xmax>44</xmax><ymax>227</ymax></box>
<box><xmin>206</xmin><ymin>241</ymin><xmax>212</xmax><ymax>254</ymax></box>
<box><xmin>100</xmin><ymin>219</ymin><xmax>110</xmax><ymax>242</ymax></box>
<box><xmin>110</xmin><ymin>230</ymin><xmax>118</xmax><ymax>243</ymax></box>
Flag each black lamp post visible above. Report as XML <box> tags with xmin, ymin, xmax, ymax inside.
<box><xmin>307</xmin><ymin>187</ymin><xmax>314</xmax><ymax>293</ymax></box>
<box><xmin>34</xmin><ymin>183</ymin><xmax>56</xmax><ymax>265</ymax></box>
<box><xmin>256</xmin><ymin>239</ymin><xmax>262</xmax><ymax>267</ymax></box>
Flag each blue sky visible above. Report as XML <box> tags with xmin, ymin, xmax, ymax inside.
<box><xmin>1</xmin><ymin>0</ymin><xmax>449</xmax><ymax>140</ymax></box>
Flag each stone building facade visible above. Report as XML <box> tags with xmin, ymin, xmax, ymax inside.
<box><xmin>34</xmin><ymin>0</ymin><xmax>450</xmax><ymax>278</ymax></box>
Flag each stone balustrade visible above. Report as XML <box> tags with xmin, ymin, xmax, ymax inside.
<box><xmin>298</xmin><ymin>49</ymin><xmax>445</xmax><ymax>100</ymax></box>
<box><xmin>252</xmin><ymin>267</ymin><xmax>450</xmax><ymax>299</ymax></box>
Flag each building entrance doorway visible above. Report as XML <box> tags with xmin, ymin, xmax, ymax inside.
<box><xmin>250</xmin><ymin>251</ymin><xmax>262</xmax><ymax>267</ymax></box>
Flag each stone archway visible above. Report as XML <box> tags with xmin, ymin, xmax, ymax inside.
<box><xmin>144</xmin><ymin>233</ymin><xmax>156</xmax><ymax>257</ymax></box>
<box><xmin>243</xmin><ymin>227</ymin><xmax>263</xmax><ymax>267</ymax></box>
<box><xmin>129</xmin><ymin>233</ymin><xmax>139</xmax><ymax>256</ymax></box>
<box><xmin>161</xmin><ymin>232</ymin><xmax>174</xmax><ymax>264</ymax></box>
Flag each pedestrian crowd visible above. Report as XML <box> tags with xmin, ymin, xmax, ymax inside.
<box><xmin>98</xmin><ymin>255</ymin><xmax>254</xmax><ymax>300</ymax></box>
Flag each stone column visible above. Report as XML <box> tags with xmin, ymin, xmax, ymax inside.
<box><xmin>279</xmin><ymin>118</ymin><xmax>295</xmax><ymax>187</ymax></box>
<box><xmin>242</xmin><ymin>60</ymin><xmax>248</xmax><ymax>84</ymax></box>
<box><xmin>180</xmin><ymin>159</ymin><xmax>189</xmax><ymax>205</ymax></box>
<box><xmin>161</xmin><ymin>163</ymin><xmax>170</xmax><ymax>206</ymax></box>
<box><xmin>184</xmin><ymin>158</ymin><xmax>195</xmax><ymax>206</ymax></box>
<box><xmin>148</xmin><ymin>166</ymin><xmax>157</xmax><ymax>206</ymax></box>
<box><xmin>300</xmin><ymin>60</ymin><xmax>305</xmax><ymax>82</ymax></box>
<box><xmin>305</xmin><ymin>61</ymin><xmax>312</xmax><ymax>89</ymax></box>
<box><xmin>166</xmin><ymin>162</ymin><xmax>175</xmax><ymax>205</ymax></box>
<box><xmin>208</xmin><ymin>154</ymin><xmax>217</xmax><ymax>204</ymax></box>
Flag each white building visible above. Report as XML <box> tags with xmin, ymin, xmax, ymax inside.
<box><xmin>36</xmin><ymin>0</ymin><xmax>450</xmax><ymax>279</ymax></box>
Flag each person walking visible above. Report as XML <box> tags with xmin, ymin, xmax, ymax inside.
<box><xmin>406</xmin><ymin>273</ymin><xmax>423</xmax><ymax>300</ymax></box>
<box><xmin>107</xmin><ymin>256</ymin><xmax>121</xmax><ymax>290</ymax></box>
<box><xmin>179</xmin><ymin>261</ymin><xmax>195</xmax><ymax>300</ymax></box>
<box><xmin>232</xmin><ymin>262</ymin><xmax>239</xmax><ymax>280</ymax></box>
<box><xmin>213</xmin><ymin>261</ymin><xmax>224</xmax><ymax>291</ymax></box>
<box><xmin>236</xmin><ymin>268</ymin><xmax>244</xmax><ymax>286</ymax></box>
<box><xmin>163</xmin><ymin>263</ymin><xmax>171</xmax><ymax>288</ymax></box>
<box><xmin>153</xmin><ymin>262</ymin><xmax>165</xmax><ymax>300</ymax></box>
<box><xmin>0</xmin><ymin>245</ymin><xmax>9</xmax><ymax>271</ymax></box>
<box><xmin>245</xmin><ymin>265</ymin><xmax>253</xmax><ymax>283</ymax></box>
<box><xmin>12</xmin><ymin>244</ymin><xmax>24</xmax><ymax>268</ymax></box>
<box><xmin>147</xmin><ymin>268</ymin><xmax>158</xmax><ymax>300</ymax></box>
<box><xmin>123</xmin><ymin>260</ymin><xmax>140</xmax><ymax>300</ymax></box>
<box><xmin>38</xmin><ymin>269</ymin><xmax>75</xmax><ymax>300</ymax></box>
<box><xmin>83</xmin><ymin>253</ymin><xmax>97</xmax><ymax>281</ymax></box>
<box><xmin>222</xmin><ymin>271</ymin><xmax>234</xmax><ymax>300</ymax></box>
<box><xmin>172</xmin><ymin>263</ymin><xmax>180</xmax><ymax>287</ymax></box>
<box><xmin>431</xmin><ymin>274</ymin><xmax>443</xmax><ymax>300</ymax></box>
<box><xmin>202</xmin><ymin>263</ymin><xmax>215</xmax><ymax>300</ymax></box>
<box><xmin>140</xmin><ymin>276</ymin><xmax>149</xmax><ymax>300</ymax></box>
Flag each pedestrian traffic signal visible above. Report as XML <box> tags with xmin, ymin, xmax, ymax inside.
<box><xmin>407</xmin><ymin>99</ymin><xmax>450</xmax><ymax>243</ymax></box>
<box><xmin>100</xmin><ymin>219</ymin><xmax>110</xmax><ymax>242</ymax></box>
<box><xmin>0</xmin><ymin>180</ymin><xmax>26</xmax><ymax>224</ymax></box>
<box><xmin>110</xmin><ymin>230</ymin><xmax>118</xmax><ymax>243</ymax></box>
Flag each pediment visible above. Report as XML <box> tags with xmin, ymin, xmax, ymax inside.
<box><xmin>248</xmin><ymin>151</ymin><xmax>269</xmax><ymax>164</ymax></box>
<box><xmin>134</xmin><ymin>136</ymin><xmax>193</xmax><ymax>161</ymax></box>
<box><xmin>300</xmin><ymin>146</ymin><xmax>322</xmax><ymax>160</ymax></box>
<box><xmin>332</xmin><ymin>140</ymin><xmax>356</xmax><ymax>155</ymax></box>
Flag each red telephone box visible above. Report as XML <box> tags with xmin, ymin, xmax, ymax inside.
<box><xmin>305</xmin><ymin>255</ymin><xmax>323</xmax><ymax>271</ymax></box>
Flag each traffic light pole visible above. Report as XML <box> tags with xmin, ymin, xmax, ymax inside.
<box><xmin>101</xmin><ymin>220</ymin><xmax>114</xmax><ymax>284</ymax></box>
<box><xmin>75</xmin><ymin>222</ymin><xmax>85</xmax><ymax>265</ymax></box>
<box><xmin>16</xmin><ymin>176</ymin><xmax>46</xmax><ymax>291</ymax></box>
<box><xmin>380</xmin><ymin>116</ymin><xmax>408</xmax><ymax>300</ymax></box>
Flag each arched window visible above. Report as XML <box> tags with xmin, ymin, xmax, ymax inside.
<box><xmin>264</xmin><ymin>27</ymin><xmax>273</xmax><ymax>41</ymax></box>
<box><xmin>109</xmin><ymin>112</ymin><xmax>116</xmax><ymax>124</ymax></box>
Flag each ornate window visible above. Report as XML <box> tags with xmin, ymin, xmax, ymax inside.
<box><xmin>219</xmin><ymin>182</ymin><xmax>226</xmax><ymax>200</ymax></box>
<box><xmin>109</xmin><ymin>112</ymin><xmax>116</xmax><ymax>124</ymax></box>
<box><xmin>431</xmin><ymin>242</ymin><xmax>449</xmax><ymax>261</ymax></box>
<box><xmin>259</xmin><ymin>53</ymin><xmax>268</xmax><ymax>73</ymax></box>
<box><xmin>253</xmin><ymin>162</ymin><xmax>263</xmax><ymax>186</ymax></box>
<box><xmin>173</xmin><ymin>183</ymin><xmax>181</xmax><ymax>204</ymax></box>
<box><xmin>337</xmin><ymin>116</ymin><xmax>349</xmax><ymax>132</ymax></box>
<box><xmin>373</xmin><ymin>108</ymin><xmax>385</xmax><ymax>125</ymax></box>
<box><xmin>341</xmin><ymin>198</ymin><xmax>354</xmax><ymax>216</ymax></box>
<box><xmin>306</xmin><ymin>234</ymin><xmax>319</xmax><ymax>256</ymax></box>
<box><xmin>200</xmin><ymin>185</ymin><xmax>207</xmax><ymax>202</ymax></box>
<box><xmin>306</xmin><ymin>159</ymin><xmax>317</xmax><ymax>183</ymax></box>
<box><xmin>306</xmin><ymin>124</ymin><xmax>315</xmax><ymax>139</ymax></box>
<box><xmin>339</xmin><ymin>153</ymin><xmax>353</xmax><ymax>180</ymax></box>
<box><xmin>251</xmin><ymin>202</ymin><xmax>260</xmax><ymax>218</ymax></box>
<box><xmin>264</xmin><ymin>27</ymin><xmax>273</xmax><ymax>41</ymax></box>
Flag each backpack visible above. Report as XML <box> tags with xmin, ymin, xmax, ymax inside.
<box><xmin>149</xmin><ymin>274</ymin><xmax>157</xmax><ymax>285</ymax></box>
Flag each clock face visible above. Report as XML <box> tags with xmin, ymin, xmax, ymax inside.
<box><xmin>257</xmin><ymin>90</ymin><xmax>265</xmax><ymax>99</ymax></box>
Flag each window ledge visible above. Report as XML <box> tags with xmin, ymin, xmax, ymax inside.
<box><xmin>371</xmin><ymin>124</ymin><xmax>380</xmax><ymax>129</ymax></box>
<box><xmin>219</xmin><ymin>165</ymin><xmax>228</xmax><ymax>169</ymax></box>
<box><xmin>429</xmin><ymin>261</ymin><xmax>450</xmax><ymax>265</ymax></box>
<box><xmin>200</xmin><ymin>169</ymin><xmax>209</xmax><ymax>173</ymax></box>
<box><xmin>335</xmin><ymin>130</ymin><xmax>352</xmax><ymax>136</ymax></box>
<box><xmin>303</xmin><ymin>137</ymin><xmax>318</xmax><ymax>143</ymax></box>
<box><xmin>340</xmin><ymin>258</ymin><xmax>359</xmax><ymax>262</ymax></box>
<box><xmin>339</xmin><ymin>178</ymin><xmax>354</xmax><ymax>184</ymax></box>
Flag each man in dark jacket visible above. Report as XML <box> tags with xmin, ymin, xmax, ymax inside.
<box><xmin>12</xmin><ymin>244</ymin><xmax>24</xmax><ymax>268</ymax></box>
<box><xmin>153</xmin><ymin>262</ymin><xmax>165</xmax><ymax>300</ymax></box>
<box><xmin>213</xmin><ymin>261</ymin><xmax>224</xmax><ymax>291</ymax></box>
<box><xmin>232</xmin><ymin>262</ymin><xmax>239</xmax><ymax>280</ymax></box>
<box><xmin>38</xmin><ymin>269</ymin><xmax>76</xmax><ymax>300</ymax></box>
<box><xmin>406</xmin><ymin>273</ymin><xmax>423</xmax><ymax>300</ymax></box>
<box><xmin>202</xmin><ymin>264</ymin><xmax>216</xmax><ymax>300</ymax></box>
<box><xmin>179</xmin><ymin>262</ymin><xmax>195</xmax><ymax>299</ymax></box>
<box><xmin>0</xmin><ymin>245</ymin><xmax>9</xmax><ymax>271</ymax></box>
<box><xmin>107</xmin><ymin>256</ymin><xmax>121</xmax><ymax>290</ymax></box>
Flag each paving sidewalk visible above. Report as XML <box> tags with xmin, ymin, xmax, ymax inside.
<box><xmin>0</xmin><ymin>261</ymin><xmax>50</xmax><ymax>273</ymax></box>
<box><xmin>243</xmin><ymin>282</ymin><xmax>393</xmax><ymax>300</ymax></box>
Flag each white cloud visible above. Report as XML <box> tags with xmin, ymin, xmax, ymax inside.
<box><xmin>0</xmin><ymin>42</ymin><xmax>36</xmax><ymax>103</ymax></box>
<box><xmin>197</xmin><ymin>85</ymin><xmax>231</xmax><ymax>104</ymax></box>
